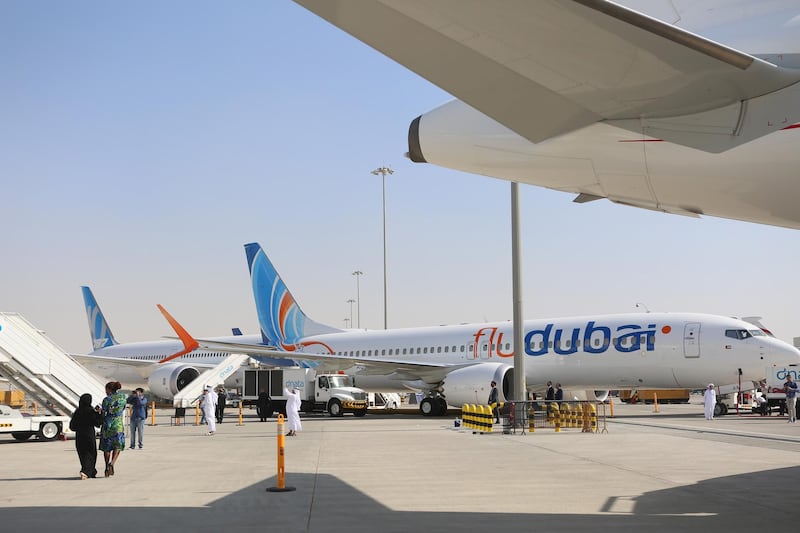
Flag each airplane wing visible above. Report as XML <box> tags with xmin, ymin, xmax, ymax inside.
<box><xmin>70</xmin><ymin>353</ymin><xmax>217</xmax><ymax>370</ymax></box>
<box><xmin>193</xmin><ymin>338</ymin><xmax>479</xmax><ymax>385</ymax></box>
<box><xmin>294</xmin><ymin>0</ymin><xmax>800</xmax><ymax>152</ymax></box>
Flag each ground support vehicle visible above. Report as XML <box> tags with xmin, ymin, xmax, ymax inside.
<box><xmin>0</xmin><ymin>404</ymin><xmax>69</xmax><ymax>441</ymax></box>
<box><xmin>241</xmin><ymin>367</ymin><xmax>368</xmax><ymax>417</ymax></box>
<box><xmin>619</xmin><ymin>389</ymin><xmax>691</xmax><ymax>404</ymax></box>
<box><xmin>368</xmin><ymin>392</ymin><xmax>401</xmax><ymax>410</ymax></box>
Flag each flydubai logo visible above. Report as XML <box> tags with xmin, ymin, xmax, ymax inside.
<box><xmin>525</xmin><ymin>321</ymin><xmax>667</xmax><ymax>356</ymax></box>
<box><xmin>472</xmin><ymin>321</ymin><xmax>672</xmax><ymax>357</ymax></box>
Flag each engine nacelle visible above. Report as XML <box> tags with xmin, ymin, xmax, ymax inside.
<box><xmin>440</xmin><ymin>363</ymin><xmax>514</xmax><ymax>407</ymax></box>
<box><xmin>562</xmin><ymin>389</ymin><xmax>610</xmax><ymax>402</ymax></box>
<box><xmin>147</xmin><ymin>364</ymin><xmax>200</xmax><ymax>399</ymax></box>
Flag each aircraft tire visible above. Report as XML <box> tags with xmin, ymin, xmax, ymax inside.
<box><xmin>419</xmin><ymin>398</ymin><xmax>435</xmax><ymax>416</ymax></box>
<box><xmin>435</xmin><ymin>398</ymin><xmax>448</xmax><ymax>416</ymax></box>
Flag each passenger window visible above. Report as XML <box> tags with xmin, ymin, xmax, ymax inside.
<box><xmin>437</xmin><ymin>347</ymin><xmax>442</xmax><ymax>353</ymax></box>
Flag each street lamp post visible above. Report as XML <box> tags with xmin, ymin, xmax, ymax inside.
<box><xmin>347</xmin><ymin>299</ymin><xmax>355</xmax><ymax>328</ymax></box>
<box><xmin>371</xmin><ymin>166</ymin><xmax>393</xmax><ymax>329</ymax></box>
<box><xmin>343</xmin><ymin>318</ymin><xmax>351</xmax><ymax>328</ymax></box>
<box><xmin>351</xmin><ymin>271</ymin><xmax>363</xmax><ymax>328</ymax></box>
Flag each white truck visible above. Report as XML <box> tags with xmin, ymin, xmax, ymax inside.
<box><xmin>0</xmin><ymin>404</ymin><xmax>69</xmax><ymax>441</ymax></box>
<box><xmin>241</xmin><ymin>367</ymin><xmax>368</xmax><ymax>417</ymax></box>
<box><xmin>762</xmin><ymin>364</ymin><xmax>800</xmax><ymax>415</ymax></box>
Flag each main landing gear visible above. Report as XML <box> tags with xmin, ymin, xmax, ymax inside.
<box><xmin>419</xmin><ymin>396</ymin><xmax>448</xmax><ymax>417</ymax></box>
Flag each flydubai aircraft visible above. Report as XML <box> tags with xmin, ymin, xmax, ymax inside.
<box><xmin>72</xmin><ymin>287</ymin><xmax>295</xmax><ymax>400</ymax></box>
<box><xmin>183</xmin><ymin>243</ymin><xmax>800</xmax><ymax>416</ymax></box>
<box><xmin>294</xmin><ymin>1</ymin><xmax>800</xmax><ymax>230</ymax></box>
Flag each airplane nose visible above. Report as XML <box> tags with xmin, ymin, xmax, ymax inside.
<box><xmin>775</xmin><ymin>340</ymin><xmax>800</xmax><ymax>364</ymax></box>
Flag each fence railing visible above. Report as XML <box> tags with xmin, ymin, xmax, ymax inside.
<box><xmin>461</xmin><ymin>400</ymin><xmax>608</xmax><ymax>435</ymax></box>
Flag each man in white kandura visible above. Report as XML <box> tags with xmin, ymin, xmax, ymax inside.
<box><xmin>201</xmin><ymin>385</ymin><xmax>218</xmax><ymax>435</ymax></box>
<box><xmin>284</xmin><ymin>387</ymin><xmax>302</xmax><ymax>437</ymax></box>
<box><xmin>704</xmin><ymin>383</ymin><xmax>717</xmax><ymax>420</ymax></box>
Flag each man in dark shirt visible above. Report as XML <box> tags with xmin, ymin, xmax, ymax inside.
<box><xmin>555</xmin><ymin>383</ymin><xmax>564</xmax><ymax>404</ymax></box>
<box><xmin>257</xmin><ymin>389</ymin><xmax>271</xmax><ymax>422</ymax></box>
<box><xmin>488</xmin><ymin>381</ymin><xmax>499</xmax><ymax>424</ymax></box>
<box><xmin>126</xmin><ymin>388</ymin><xmax>147</xmax><ymax>449</ymax></box>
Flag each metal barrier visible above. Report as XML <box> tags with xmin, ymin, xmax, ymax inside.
<box><xmin>461</xmin><ymin>401</ymin><xmax>608</xmax><ymax>435</ymax></box>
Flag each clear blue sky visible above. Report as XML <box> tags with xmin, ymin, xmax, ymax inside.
<box><xmin>2</xmin><ymin>1</ymin><xmax>798</xmax><ymax>354</ymax></box>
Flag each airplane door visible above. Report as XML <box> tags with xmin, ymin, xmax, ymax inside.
<box><xmin>480</xmin><ymin>342</ymin><xmax>490</xmax><ymax>360</ymax></box>
<box><xmin>684</xmin><ymin>323</ymin><xmax>700</xmax><ymax>358</ymax></box>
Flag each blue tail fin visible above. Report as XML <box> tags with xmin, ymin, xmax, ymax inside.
<box><xmin>81</xmin><ymin>286</ymin><xmax>118</xmax><ymax>350</ymax></box>
<box><xmin>245</xmin><ymin>243</ymin><xmax>342</xmax><ymax>349</ymax></box>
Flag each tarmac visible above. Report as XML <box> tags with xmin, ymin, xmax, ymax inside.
<box><xmin>2</xmin><ymin>399</ymin><xmax>800</xmax><ymax>533</ymax></box>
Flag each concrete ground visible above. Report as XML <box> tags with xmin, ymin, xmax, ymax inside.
<box><xmin>1</xmin><ymin>400</ymin><xmax>799</xmax><ymax>532</ymax></box>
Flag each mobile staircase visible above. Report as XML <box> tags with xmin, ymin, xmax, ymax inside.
<box><xmin>0</xmin><ymin>312</ymin><xmax>106</xmax><ymax>416</ymax></box>
<box><xmin>172</xmin><ymin>352</ymin><xmax>250</xmax><ymax>408</ymax></box>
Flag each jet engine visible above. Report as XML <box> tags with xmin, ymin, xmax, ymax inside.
<box><xmin>440</xmin><ymin>362</ymin><xmax>514</xmax><ymax>407</ymax></box>
<box><xmin>562</xmin><ymin>389</ymin><xmax>610</xmax><ymax>402</ymax></box>
<box><xmin>147</xmin><ymin>364</ymin><xmax>200</xmax><ymax>399</ymax></box>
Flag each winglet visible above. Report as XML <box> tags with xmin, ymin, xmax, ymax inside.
<box><xmin>156</xmin><ymin>304</ymin><xmax>200</xmax><ymax>363</ymax></box>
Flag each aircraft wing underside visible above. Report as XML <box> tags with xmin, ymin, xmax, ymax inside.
<box><xmin>70</xmin><ymin>353</ymin><xmax>217</xmax><ymax>370</ymax></box>
<box><xmin>295</xmin><ymin>0</ymin><xmax>800</xmax><ymax>152</ymax></box>
<box><xmin>195</xmin><ymin>338</ymin><xmax>478</xmax><ymax>385</ymax></box>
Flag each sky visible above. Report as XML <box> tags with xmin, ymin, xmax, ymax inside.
<box><xmin>1</xmin><ymin>1</ymin><xmax>799</xmax><ymax>355</ymax></box>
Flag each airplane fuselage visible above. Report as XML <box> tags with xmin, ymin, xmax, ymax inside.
<box><xmin>283</xmin><ymin>312</ymin><xmax>798</xmax><ymax>392</ymax></box>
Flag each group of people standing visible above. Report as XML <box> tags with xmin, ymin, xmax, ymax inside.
<box><xmin>69</xmin><ymin>381</ymin><xmax>129</xmax><ymax>480</ymax></box>
<box><xmin>487</xmin><ymin>379</ymin><xmax>564</xmax><ymax>425</ymax></box>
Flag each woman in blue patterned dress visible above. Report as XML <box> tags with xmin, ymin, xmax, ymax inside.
<box><xmin>99</xmin><ymin>381</ymin><xmax>126</xmax><ymax>477</ymax></box>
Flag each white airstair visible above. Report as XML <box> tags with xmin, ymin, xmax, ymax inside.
<box><xmin>0</xmin><ymin>312</ymin><xmax>106</xmax><ymax>415</ymax></box>
<box><xmin>172</xmin><ymin>352</ymin><xmax>250</xmax><ymax>408</ymax></box>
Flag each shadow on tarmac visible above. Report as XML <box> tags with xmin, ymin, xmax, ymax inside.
<box><xmin>4</xmin><ymin>466</ymin><xmax>796</xmax><ymax>532</ymax></box>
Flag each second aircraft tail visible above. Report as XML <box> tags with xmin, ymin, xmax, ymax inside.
<box><xmin>81</xmin><ymin>286</ymin><xmax>118</xmax><ymax>350</ymax></box>
<box><xmin>245</xmin><ymin>242</ymin><xmax>343</xmax><ymax>350</ymax></box>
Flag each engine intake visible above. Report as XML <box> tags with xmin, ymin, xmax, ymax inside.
<box><xmin>147</xmin><ymin>364</ymin><xmax>200</xmax><ymax>399</ymax></box>
<box><xmin>440</xmin><ymin>363</ymin><xmax>514</xmax><ymax>407</ymax></box>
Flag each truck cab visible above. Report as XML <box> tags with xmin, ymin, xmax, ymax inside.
<box><xmin>310</xmin><ymin>373</ymin><xmax>368</xmax><ymax>416</ymax></box>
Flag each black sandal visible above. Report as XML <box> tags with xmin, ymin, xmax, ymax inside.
<box><xmin>108</xmin><ymin>464</ymin><xmax>115</xmax><ymax>476</ymax></box>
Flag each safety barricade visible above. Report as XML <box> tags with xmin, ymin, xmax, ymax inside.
<box><xmin>460</xmin><ymin>400</ymin><xmax>608</xmax><ymax>435</ymax></box>
<box><xmin>461</xmin><ymin>404</ymin><xmax>496</xmax><ymax>434</ymax></box>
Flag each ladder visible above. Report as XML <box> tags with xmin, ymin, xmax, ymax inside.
<box><xmin>0</xmin><ymin>312</ymin><xmax>107</xmax><ymax>415</ymax></box>
<box><xmin>172</xmin><ymin>352</ymin><xmax>250</xmax><ymax>408</ymax></box>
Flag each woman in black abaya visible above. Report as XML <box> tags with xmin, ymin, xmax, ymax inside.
<box><xmin>69</xmin><ymin>393</ymin><xmax>102</xmax><ymax>479</ymax></box>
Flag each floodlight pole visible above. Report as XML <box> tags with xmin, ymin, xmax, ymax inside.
<box><xmin>371</xmin><ymin>166</ymin><xmax>393</xmax><ymax>329</ymax></box>
<box><xmin>351</xmin><ymin>271</ymin><xmax>363</xmax><ymax>328</ymax></box>
<box><xmin>347</xmin><ymin>299</ymin><xmax>355</xmax><ymax>328</ymax></box>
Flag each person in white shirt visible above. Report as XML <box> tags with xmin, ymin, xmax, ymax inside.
<box><xmin>703</xmin><ymin>383</ymin><xmax>717</xmax><ymax>420</ymax></box>
<box><xmin>284</xmin><ymin>388</ymin><xmax>302</xmax><ymax>436</ymax></box>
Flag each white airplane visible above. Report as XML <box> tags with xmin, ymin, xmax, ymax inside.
<box><xmin>294</xmin><ymin>0</ymin><xmax>800</xmax><ymax>229</ymax></box>
<box><xmin>184</xmin><ymin>242</ymin><xmax>800</xmax><ymax>416</ymax></box>
<box><xmin>72</xmin><ymin>287</ymin><xmax>299</xmax><ymax>400</ymax></box>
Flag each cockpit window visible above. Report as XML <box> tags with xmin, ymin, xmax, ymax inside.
<box><xmin>748</xmin><ymin>329</ymin><xmax>766</xmax><ymax>337</ymax></box>
<box><xmin>725</xmin><ymin>329</ymin><xmax>753</xmax><ymax>340</ymax></box>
